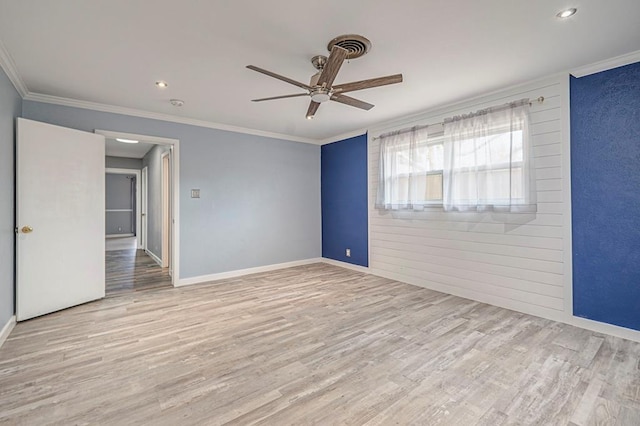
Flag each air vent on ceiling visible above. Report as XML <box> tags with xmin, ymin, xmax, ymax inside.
<box><xmin>327</xmin><ymin>34</ymin><xmax>371</xmax><ymax>60</ymax></box>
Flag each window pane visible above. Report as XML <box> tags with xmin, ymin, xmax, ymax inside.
<box><xmin>411</xmin><ymin>172</ymin><xmax>442</xmax><ymax>202</ymax></box>
<box><xmin>426</xmin><ymin>173</ymin><xmax>442</xmax><ymax>201</ymax></box>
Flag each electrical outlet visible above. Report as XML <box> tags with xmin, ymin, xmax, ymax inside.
<box><xmin>346</xmin><ymin>248</ymin><xmax>351</xmax><ymax>257</ymax></box>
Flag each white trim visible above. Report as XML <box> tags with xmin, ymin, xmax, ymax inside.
<box><xmin>141</xmin><ymin>166</ymin><xmax>148</xmax><ymax>250</ymax></box>
<box><xmin>568</xmin><ymin>317</ymin><xmax>640</xmax><ymax>343</ymax></box>
<box><xmin>367</xmin><ymin>131</ymin><xmax>372</xmax><ymax>274</ymax></box>
<box><xmin>561</xmin><ymin>75</ymin><xmax>574</xmax><ymax>318</ymax></box>
<box><xmin>177</xmin><ymin>258</ymin><xmax>323</xmax><ymax>287</ymax></box>
<box><xmin>27</xmin><ymin>93</ymin><xmax>320</xmax><ymax>145</ymax></box>
<box><xmin>321</xmin><ymin>258</ymin><xmax>369</xmax><ymax>274</ymax></box>
<box><xmin>145</xmin><ymin>249</ymin><xmax>162</xmax><ymax>267</ymax></box>
<box><xmin>96</xmin><ymin>130</ymin><xmax>179</xmax><ymax>146</ymax></box>
<box><xmin>0</xmin><ymin>40</ymin><xmax>27</xmax><ymax>97</ymax></box>
<box><xmin>106</xmin><ymin>233</ymin><xmax>134</xmax><ymax>238</ymax></box>
<box><xmin>106</xmin><ymin>167</ymin><xmax>141</xmax><ymax>249</ymax></box>
<box><xmin>98</xmin><ymin>130</ymin><xmax>180</xmax><ymax>285</ymax></box>
<box><xmin>367</xmin><ymin>267</ymin><xmax>640</xmax><ymax>343</ymax></box>
<box><xmin>6</xmin><ymin>51</ymin><xmax>638</xmax><ymax>145</ymax></box>
<box><xmin>571</xmin><ymin>49</ymin><xmax>640</xmax><ymax>78</ymax></box>
<box><xmin>0</xmin><ymin>316</ymin><xmax>16</xmax><ymax>349</ymax></box>
<box><xmin>161</xmin><ymin>151</ymin><xmax>170</xmax><ymax>269</ymax></box>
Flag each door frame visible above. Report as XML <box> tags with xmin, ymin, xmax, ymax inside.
<box><xmin>96</xmin><ymin>130</ymin><xmax>180</xmax><ymax>286</ymax></box>
<box><xmin>105</xmin><ymin>168</ymin><xmax>141</xmax><ymax>246</ymax></box>
<box><xmin>141</xmin><ymin>166</ymin><xmax>148</xmax><ymax>251</ymax></box>
<box><xmin>161</xmin><ymin>152</ymin><xmax>171</xmax><ymax>270</ymax></box>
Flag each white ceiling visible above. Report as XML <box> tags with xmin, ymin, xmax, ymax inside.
<box><xmin>0</xmin><ymin>1</ymin><xmax>639</xmax><ymax>142</ymax></box>
<box><xmin>105</xmin><ymin>138</ymin><xmax>155</xmax><ymax>159</ymax></box>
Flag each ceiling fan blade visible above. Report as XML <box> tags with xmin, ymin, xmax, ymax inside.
<box><xmin>252</xmin><ymin>93</ymin><xmax>309</xmax><ymax>102</ymax></box>
<box><xmin>246</xmin><ymin>65</ymin><xmax>311</xmax><ymax>90</ymax></box>
<box><xmin>331</xmin><ymin>94</ymin><xmax>374</xmax><ymax>111</ymax></box>
<box><xmin>332</xmin><ymin>74</ymin><xmax>403</xmax><ymax>94</ymax></box>
<box><xmin>316</xmin><ymin>46</ymin><xmax>348</xmax><ymax>88</ymax></box>
<box><xmin>306</xmin><ymin>101</ymin><xmax>320</xmax><ymax>118</ymax></box>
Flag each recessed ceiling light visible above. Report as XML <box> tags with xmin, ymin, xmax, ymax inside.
<box><xmin>556</xmin><ymin>8</ymin><xmax>577</xmax><ymax>18</ymax></box>
<box><xmin>155</xmin><ymin>81</ymin><xmax>168</xmax><ymax>88</ymax></box>
<box><xmin>306</xmin><ymin>115</ymin><xmax>314</xmax><ymax>120</ymax></box>
<box><xmin>116</xmin><ymin>138</ymin><xmax>139</xmax><ymax>144</ymax></box>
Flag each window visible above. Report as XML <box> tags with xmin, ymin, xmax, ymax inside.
<box><xmin>375</xmin><ymin>127</ymin><xmax>444</xmax><ymax>210</ymax></box>
<box><xmin>376</xmin><ymin>100</ymin><xmax>537</xmax><ymax>213</ymax></box>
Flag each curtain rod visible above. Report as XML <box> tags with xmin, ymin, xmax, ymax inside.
<box><xmin>373</xmin><ymin>96</ymin><xmax>545</xmax><ymax>140</ymax></box>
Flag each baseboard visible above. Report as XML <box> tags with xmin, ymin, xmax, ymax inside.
<box><xmin>145</xmin><ymin>249</ymin><xmax>162</xmax><ymax>266</ymax></box>
<box><xmin>175</xmin><ymin>254</ymin><xmax>640</xmax><ymax>343</ymax></box>
<box><xmin>568</xmin><ymin>316</ymin><xmax>640</xmax><ymax>343</ymax></box>
<box><xmin>366</xmin><ymin>267</ymin><xmax>640</xmax><ymax>343</ymax></box>
<box><xmin>0</xmin><ymin>315</ymin><xmax>16</xmax><ymax>349</ymax></box>
<box><xmin>177</xmin><ymin>258</ymin><xmax>323</xmax><ymax>287</ymax></box>
<box><xmin>321</xmin><ymin>257</ymin><xmax>370</xmax><ymax>273</ymax></box>
<box><xmin>106</xmin><ymin>233</ymin><xmax>135</xmax><ymax>239</ymax></box>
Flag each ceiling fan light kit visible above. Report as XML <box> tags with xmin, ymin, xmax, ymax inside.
<box><xmin>247</xmin><ymin>34</ymin><xmax>403</xmax><ymax>119</ymax></box>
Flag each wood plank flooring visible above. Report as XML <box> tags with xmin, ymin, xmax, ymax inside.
<box><xmin>1</xmin><ymin>263</ymin><xmax>639</xmax><ymax>425</ymax></box>
<box><xmin>105</xmin><ymin>248</ymin><xmax>172</xmax><ymax>296</ymax></box>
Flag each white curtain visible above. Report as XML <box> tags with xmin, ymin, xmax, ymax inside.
<box><xmin>375</xmin><ymin>126</ymin><xmax>438</xmax><ymax>210</ymax></box>
<box><xmin>443</xmin><ymin>99</ymin><xmax>536</xmax><ymax>213</ymax></box>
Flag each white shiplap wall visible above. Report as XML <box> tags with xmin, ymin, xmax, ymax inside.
<box><xmin>367</xmin><ymin>75</ymin><xmax>570</xmax><ymax>322</ymax></box>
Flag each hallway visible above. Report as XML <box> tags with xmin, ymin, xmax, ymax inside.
<box><xmin>105</xmin><ymin>237</ymin><xmax>172</xmax><ymax>296</ymax></box>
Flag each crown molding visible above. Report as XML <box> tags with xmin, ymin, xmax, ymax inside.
<box><xmin>0</xmin><ymin>39</ymin><xmax>28</xmax><ymax>97</ymax></box>
<box><xmin>22</xmin><ymin>92</ymin><xmax>321</xmax><ymax>145</ymax></box>
<box><xmin>13</xmin><ymin>50</ymin><xmax>640</xmax><ymax>145</ymax></box>
<box><xmin>571</xmin><ymin>50</ymin><xmax>640</xmax><ymax>78</ymax></box>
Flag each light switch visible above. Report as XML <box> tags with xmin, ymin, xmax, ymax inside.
<box><xmin>191</xmin><ymin>189</ymin><xmax>200</xmax><ymax>198</ymax></box>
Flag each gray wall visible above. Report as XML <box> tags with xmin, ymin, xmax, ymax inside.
<box><xmin>105</xmin><ymin>173</ymin><xmax>135</xmax><ymax>235</ymax></box>
<box><xmin>22</xmin><ymin>101</ymin><xmax>321</xmax><ymax>279</ymax></box>
<box><xmin>142</xmin><ymin>145</ymin><xmax>169</xmax><ymax>259</ymax></box>
<box><xmin>106</xmin><ymin>156</ymin><xmax>142</xmax><ymax>170</ymax></box>
<box><xmin>0</xmin><ymin>67</ymin><xmax>21</xmax><ymax>326</ymax></box>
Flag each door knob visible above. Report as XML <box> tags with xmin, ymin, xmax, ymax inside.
<box><xmin>21</xmin><ymin>226</ymin><xmax>33</xmax><ymax>234</ymax></box>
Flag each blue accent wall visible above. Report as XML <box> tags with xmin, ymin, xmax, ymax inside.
<box><xmin>571</xmin><ymin>61</ymin><xmax>640</xmax><ymax>331</ymax></box>
<box><xmin>321</xmin><ymin>134</ymin><xmax>368</xmax><ymax>267</ymax></box>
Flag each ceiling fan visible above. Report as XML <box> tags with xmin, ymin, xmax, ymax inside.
<box><xmin>246</xmin><ymin>35</ymin><xmax>403</xmax><ymax>119</ymax></box>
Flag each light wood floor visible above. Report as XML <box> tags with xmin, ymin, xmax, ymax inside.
<box><xmin>1</xmin><ymin>263</ymin><xmax>639</xmax><ymax>425</ymax></box>
<box><xmin>105</xmin><ymin>236</ymin><xmax>137</xmax><ymax>251</ymax></box>
<box><xmin>105</xmin><ymin>247</ymin><xmax>172</xmax><ymax>296</ymax></box>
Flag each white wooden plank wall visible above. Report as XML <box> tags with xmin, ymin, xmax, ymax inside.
<box><xmin>368</xmin><ymin>76</ymin><xmax>569</xmax><ymax>321</ymax></box>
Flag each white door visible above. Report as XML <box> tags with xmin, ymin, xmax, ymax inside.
<box><xmin>16</xmin><ymin>118</ymin><xmax>105</xmax><ymax>321</ymax></box>
<box><xmin>141</xmin><ymin>166</ymin><xmax>148</xmax><ymax>250</ymax></box>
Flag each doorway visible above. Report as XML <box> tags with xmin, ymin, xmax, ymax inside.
<box><xmin>105</xmin><ymin>168</ymin><xmax>141</xmax><ymax>244</ymax></box>
<box><xmin>97</xmin><ymin>130</ymin><xmax>180</xmax><ymax>294</ymax></box>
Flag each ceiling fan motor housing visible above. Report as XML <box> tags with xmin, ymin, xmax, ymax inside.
<box><xmin>310</xmin><ymin>89</ymin><xmax>330</xmax><ymax>103</ymax></box>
